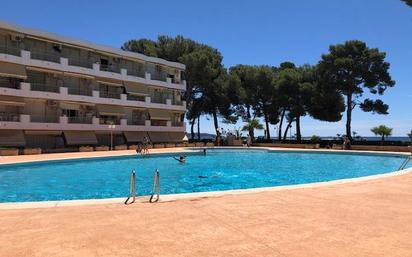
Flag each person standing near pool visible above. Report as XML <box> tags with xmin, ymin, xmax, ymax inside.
<box><xmin>246</xmin><ymin>134</ymin><xmax>252</xmax><ymax>147</ymax></box>
<box><xmin>142</xmin><ymin>136</ymin><xmax>150</xmax><ymax>154</ymax></box>
<box><xmin>216</xmin><ymin>128</ymin><xmax>222</xmax><ymax>146</ymax></box>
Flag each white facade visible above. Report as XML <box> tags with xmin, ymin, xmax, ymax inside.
<box><xmin>0</xmin><ymin>22</ymin><xmax>186</xmax><ymax>149</ymax></box>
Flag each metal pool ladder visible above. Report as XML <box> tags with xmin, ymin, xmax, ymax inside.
<box><xmin>398</xmin><ymin>156</ymin><xmax>412</xmax><ymax>171</ymax></box>
<box><xmin>149</xmin><ymin>169</ymin><xmax>160</xmax><ymax>203</ymax></box>
<box><xmin>124</xmin><ymin>170</ymin><xmax>136</xmax><ymax>205</ymax></box>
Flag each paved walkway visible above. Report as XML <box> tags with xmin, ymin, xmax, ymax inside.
<box><xmin>0</xmin><ymin>148</ymin><xmax>190</xmax><ymax>165</ymax></box>
<box><xmin>1</xmin><ymin>166</ymin><xmax>412</xmax><ymax>256</ymax></box>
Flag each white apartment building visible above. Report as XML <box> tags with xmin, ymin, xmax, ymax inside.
<box><xmin>0</xmin><ymin>22</ymin><xmax>186</xmax><ymax>150</ymax></box>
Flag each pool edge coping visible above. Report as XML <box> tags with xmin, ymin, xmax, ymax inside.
<box><xmin>0</xmin><ymin>146</ymin><xmax>409</xmax><ymax>166</ymax></box>
<box><xmin>0</xmin><ymin>147</ymin><xmax>411</xmax><ymax>210</ymax></box>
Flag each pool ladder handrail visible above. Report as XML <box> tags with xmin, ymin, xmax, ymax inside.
<box><xmin>398</xmin><ymin>155</ymin><xmax>412</xmax><ymax>171</ymax></box>
<box><xmin>149</xmin><ymin>169</ymin><xmax>160</xmax><ymax>203</ymax></box>
<box><xmin>124</xmin><ymin>170</ymin><xmax>136</xmax><ymax>205</ymax></box>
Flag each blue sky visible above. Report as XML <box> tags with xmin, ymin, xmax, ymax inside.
<box><xmin>1</xmin><ymin>0</ymin><xmax>411</xmax><ymax>136</ymax></box>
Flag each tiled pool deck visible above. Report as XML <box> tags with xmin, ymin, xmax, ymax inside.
<box><xmin>1</xmin><ymin>147</ymin><xmax>411</xmax><ymax>256</ymax></box>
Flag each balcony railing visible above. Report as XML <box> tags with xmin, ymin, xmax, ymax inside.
<box><xmin>150</xmin><ymin>96</ymin><xmax>168</xmax><ymax>104</ymax></box>
<box><xmin>172</xmin><ymin>121</ymin><xmax>184</xmax><ymax>127</ymax></box>
<box><xmin>0</xmin><ymin>113</ymin><xmax>20</xmax><ymax>122</ymax></box>
<box><xmin>151</xmin><ymin>120</ymin><xmax>168</xmax><ymax>127</ymax></box>
<box><xmin>172</xmin><ymin>99</ymin><xmax>183</xmax><ymax>106</ymax></box>
<box><xmin>100</xmin><ymin>64</ymin><xmax>120</xmax><ymax>73</ymax></box>
<box><xmin>99</xmin><ymin>118</ymin><xmax>121</xmax><ymax>125</ymax></box>
<box><xmin>128</xmin><ymin>119</ymin><xmax>146</xmax><ymax>126</ymax></box>
<box><xmin>171</xmin><ymin>77</ymin><xmax>181</xmax><ymax>84</ymax></box>
<box><xmin>30</xmin><ymin>83</ymin><xmax>60</xmax><ymax>93</ymax></box>
<box><xmin>99</xmin><ymin>91</ymin><xmax>121</xmax><ymax>99</ymax></box>
<box><xmin>68</xmin><ymin>116</ymin><xmax>93</xmax><ymax>124</ymax></box>
<box><xmin>66</xmin><ymin>86</ymin><xmax>93</xmax><ymax>96</ymax></box>
<box><xmin>67</xmin><ymin>57</ymin><xmax>93</xmax><ymax>69</ymax></box>
<box><xmin>126</xmin><ymin>69</ymin><xmax>145</xmax><ymax>78</ymax></box>
<box><xmin>30</xmin><ymin>115</ymin><xmax>60</xmax><ymax>123</ymax></box>
<box><xmin>151</xmin><ymin>72</ymin><xmax>168</xmax><ymax>82</ymax></box>
<box><xmin>30</xmin><ymin>50</ymin><xmax>61</xmax><ymax>63</ymax></box>
<box><xmin>127</xmin><ymin>94</ymin><xmax>145</xmax><ymax>102</ymax></box>
<box><xmin>0</xmin><ymin>80</ymin><xmax>21</xmax><ymax>89</ymax></box>
<box><xmin>0</xmin><ymin>45</ymin><xmax>21</xmax><ymax>56</ymax></box>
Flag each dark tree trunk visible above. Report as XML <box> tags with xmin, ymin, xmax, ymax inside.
<box><xmin>296</xmin><ymin>115</ymin><xmax>301</xmax><ymax>143</ymax></box>
<box><xmin>250</xmin><ymin>129</ymin><xmax>255</xmax><ymax>141</ymax></box>
<box><xmin>346</xmin><ymin>94</ymin><xmax>353</xmax><ymax>141</ymax></box>
<box><xmin>246</xmin><ymin>107</ymin><xmax>254</xmax><ymax>137</ymax></box>
<box><xmin>197</xmin><ymin>116</ymin><xmax>200</xmax><ymax>140</ymax></box>
<box><xmin>246</xmin><ymin>106</ymin><xmax>251</xmax><ymax>120</ymax></box>
<box><xmin>264</xmin><ymin>114</ymin><xmax>270</xmax><ymax>140</ymax></box>
<box><xmin>212</xmin><ymin>110</ymin><xmax>219</xmax><ymax>135</ymax></box>
<box><xmin>278</xmin><ymin>109</ymin><xmax>286</xmax><ymax>141</ymax></box>
<box><xmin>190</xmin><ymin>118</ymin><xmax>195</xmax><ymax>140</ymax></box>
<box><xmin>283</xmin><ymin>119</ymin><xmax>293</xmax><ymax>142</ymax></box>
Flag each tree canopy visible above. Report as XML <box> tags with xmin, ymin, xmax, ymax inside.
<box><xmin>241</xmin><ymin>118</ymin><xmax>264</xmax><ymax>140</ymax></box>
<box><xmin>122</xmin><ymin>37</ymin><xmax>394</xmax><ymax>142</ymax></box>
<box><xmin>371</xmin><ymin>125</ymin><xmax>393</xmax><ymax>142</ymax></box>
<box><xmin>229</xmin><ymin>65</ymin><xmax>279</xmax><ymax>139</ymax></box>
<box><xmin>401</xmin><ymin>0</ymin><xmax>412</xmax><ymax>7</ymax></box>
<box><xmin>317</xmin><ymin>40</ymin><xmax>395</xmax><ymax>141</ymax></box>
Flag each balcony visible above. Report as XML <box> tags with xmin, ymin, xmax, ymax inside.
<box><xmin>0</xmin><ymin>112</ymin><xmax>20</xmax><ymax>122</ymax></box>
<box><xmin>0</xmin><ymin>45</ymin><xmax>21</xmax><ymax>57</ymax></box>
<box><xmin>30</xmin><ymin>115</ymin><xmax>60</xmax><ymax>123</ymax></box>
<box><xmin>99</xmin><ymin>91</ymin><xmax>121</xmax><ymax>99</ymax></box>
<box><xmin>171</xmin><ymin>121</ymin><xmax>184</xmax><ymax>127</ymax></box>
<box><xmin>0</xmin><ymin>113</ymin><xmax>185</xmax><ymax>132</ymax></box>
<box><xmin>0</xmin><ymin>47</ymin><xmax>187</xmax><ymax>93</ymax></box>
<box><xmin>128</xmin><ymin>119</ymin><xmax>146</xmax><ymax>126</ymax></box>
<box><xmin>150</xmin><ymin>72</ymin><xmax>168</xmax><ymax>82</ymax></box>
<box><xmin>171</xmin><ymin>77</ymin><xmax>181</xmax><ymax>84</ymax></box>
<box><xmin>66</xmin><ymin>86</ymin><xmax>93</xmax><ymax>97</ymax></box>
<box><xmin>126</xmin><ymin>69</ymin><xmax>145</xmax><ymax>78</ymax></box>
<box><xmin>151</xmin><ymin>120</ymin><xmax>168</xmax><ymax>127</ymax></box>
<box><xmin>68</xmin><ymin>116</ymin><xmax>93</xmax><ymax>124</ymax></box>
<box><xmin>126</xmin><ymin>94</ymin><xmax>145</xmax><ymax>102</ymax></box>
<box><xmin>171</xmin><ymin>99</ymin><xmax>183</xmax><ymax>106</ymax></box>
<box><xmin>100</xmin><ymin>64</ymin><xmax>120</xmax><ymax>73</ymax></box>
<box><xmin>30</xmin><ymin>50</ymin><xmax>61</xmax><ymax>63</ymax></box>
<box><xmin>30</xmin><ymin>83</ymin><xmax>60</xmax><ymax>93</ymax></box>
<box><xmin>150</xmin><ymin>96</ymin><xmax>168</xmax><ymax>104</ymax></box>
<box><xmin>0</xmin><ymin>80</ymin><xmax>20</xmax><ymax>89</ymax></box>
<box><xmin>67</xmin><ymin>57</ymin><xmax>93</xmax><ymax>69</ymax></box>
<box><xmin>99</xmin><ymin>117</ymin><xmax>121</xmax><ymax>125</ymax></box>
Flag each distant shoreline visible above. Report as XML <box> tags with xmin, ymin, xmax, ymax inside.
<box><xmin>189</xmin><ymin>133</ymin><xmax>411</xmax><ymax>142</ymax></box>
<box><xmin>299</xmin><ymin>136</ymin><xmax>411</xmax><ymax>142</ymax></box>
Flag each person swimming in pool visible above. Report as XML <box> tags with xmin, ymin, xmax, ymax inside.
<box><xmin>173</xmin><ymin>155</ymin><xmax>186</xmax><ymax>163</ymax></box>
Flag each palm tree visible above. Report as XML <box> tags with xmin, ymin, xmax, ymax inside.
<box><xmin>242</xmin><ymin>119</ymin><xmax>264</xmax><ymax>140</ymax></box>
<box><xmin>371</xmin><ymin>125</ymin><xmax>393</xmax><ymax>144</ymax></box>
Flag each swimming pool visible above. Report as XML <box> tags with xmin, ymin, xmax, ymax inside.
<box><xmin>0</xmin><ymin>149</ymin><xmax>410</xmax><ymax>203</ymax></box>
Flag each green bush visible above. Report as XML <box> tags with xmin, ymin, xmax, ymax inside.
<box><xmin>310</xmin><ymin>135</ymin><xmax>321</xmax><ymax>143</ymax></box>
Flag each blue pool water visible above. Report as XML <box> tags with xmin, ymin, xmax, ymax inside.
<box><xmin>0</xmin><ymin>149</ymin><xmax>410</xmax><ymax>203</ymax></box>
